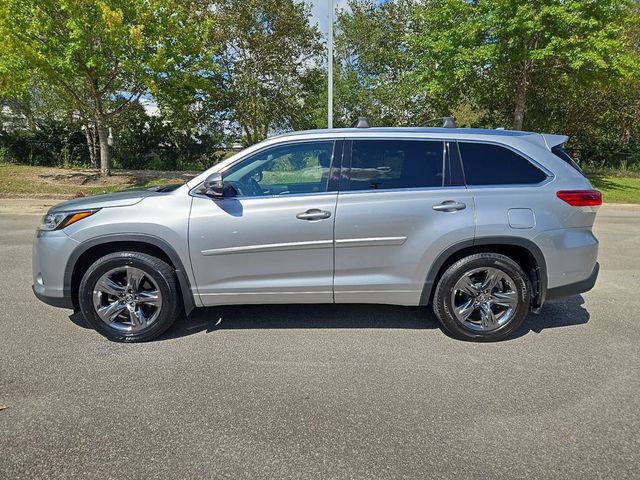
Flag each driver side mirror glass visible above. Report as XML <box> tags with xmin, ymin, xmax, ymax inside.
<box><xmin>202</xmin><ymin>172</ymin><xmax>225</xmax><ymax>198</ymax></box>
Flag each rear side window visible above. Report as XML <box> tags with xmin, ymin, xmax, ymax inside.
<box><xmin>552</xmin><ymin>145</ymin><xmax>585</xmax><ymax>175</ymax></box>
<box><xmin>348</xmin><ymin>140</ymin><xmax>444</xmax><ymax>191</ymax></box>
<box><xmin>458</xmin><ymin>142</ymin><xmax>547</xmax><ymax>186</ymax></box>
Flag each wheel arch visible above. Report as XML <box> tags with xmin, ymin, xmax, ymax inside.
<box><xmin>420</xmin><ymin>237</ymin><xmax>547</xmax><ymax>309</ymax></box>
<box><xmin>65</xmin><ymin>234</ymin><xmax>196</xmax><ymax>314</ymax></box>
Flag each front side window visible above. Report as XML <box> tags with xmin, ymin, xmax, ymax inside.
<box><xmin>458</xmin><ymin>142</ymin><xmax>548</xmax><ymax>185</ymax></box>
<box><xmin>347</xmin><ymin>140</ymin><xmax>444</xmax><ymax>191</ymax></box>
<box><xmin>223</xmin><ymin>141</ymin><xmax>334</xmax><ymax>197</ymax></box>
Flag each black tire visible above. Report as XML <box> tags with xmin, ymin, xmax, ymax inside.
<box><xmin>432</xmin><ymin>253</ymin><xmax>531</xmax><ymax>342</ymax></box>
<box><xmin>78</xmin><ymin>252</ymin><xmax>182</xmax><ymax>342</ymax></box>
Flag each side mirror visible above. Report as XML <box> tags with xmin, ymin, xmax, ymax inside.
<box><xmin>202</xmin><ymin>172</ymin><xmax>225</xmax><ymax>198</ymax></box>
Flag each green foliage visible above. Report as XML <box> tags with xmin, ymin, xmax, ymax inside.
<box><xmin>331</xmin><ymin>0</ymin><xmax>640</xmax><ymax>169</ymax></box>
<box><xmin>333</xmin><ymin>0</ymin><xmax>426</xmax><ymax>127</ymax></box>
<box><xmin>0</xmin><ymin>0</ymin><xmax>639</xmax><ymax>174</ymax></box>
<box><xmin>0</xmin><ymin>0</ymin><xmax>215</xmax><ymax>174</ymax></box>
<box><xmin>409</xmin><ymin>0</ymin><xmax>640</xmax><ymax>129</ymax></box>
<box><xmin>0</xmin><ymin>100</ymin><xmax>231</xmax><ymax>171</ymax></box>
<box><xmin>213</xmin><ymin>0</ymin><xmax>323</xmax><ymax>144</ymax></box>
<box><xmin>111</xmin><ymin>104</ymin><xmax>229</xmax><ymax>171</ymax></box>
<box><xmin>0</xmin><ymin>119</ymin><xmax>88</xmax><ymax>167</ymax></box>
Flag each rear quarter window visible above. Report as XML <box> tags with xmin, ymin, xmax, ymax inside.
<box><xmin>551</xmin><ymin>145</ymin><xmax>585</xmax><ymax>176</ymax></box>
<box><xmin>458</xmin><ymin>142</ymin><xmax>548</xmax><ymax>186</ymax></box>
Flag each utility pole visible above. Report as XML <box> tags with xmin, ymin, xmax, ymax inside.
<box><xmin>328</xmin><ymin>0</ymin><xmax>334</xmax><ymax>129</ymax></box>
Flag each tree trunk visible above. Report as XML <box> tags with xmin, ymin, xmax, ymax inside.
<box><xmin>243</xmin><ymin>124</ymin><xmax>255</xmax><ymax>146</ymax></box>
<box><xmin>95</xmin><ymin>114</ymin><xmax>111</xmax><ymax>176</ymax></box>
<box><xmin>512</xmin><ymin>67</ymin><xmax>528</xmax><ymax>131</ymax></box>
<box><xmin>92</xmin><ymin>123</ymin><xmax>99</xmax><ymax>168</ymax></box>
<box><xmin>84</xmin><ymin>123</ymin><xmax>98</xmax><ymax>168</ymax></box>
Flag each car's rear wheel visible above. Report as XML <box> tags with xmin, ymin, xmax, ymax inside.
<box><xmin>432</xmin><ymin>253</ymin><xmax>531</xmax><ymax>342</ymax></box>
<box><xmin>78</xmin><ymin>252</ymin><xmax>181</xmax><ymax>342</ymax></box>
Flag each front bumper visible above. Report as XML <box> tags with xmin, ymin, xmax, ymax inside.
<box><xmin>32</xmin><ymin>229</ymin><xmax>79</xmax><ymax>310</ymax></box>
<box><xmin>546</xmin><ymin>262</ymin><xmax>599</xmax><ymax>301</ymax></box>
<box><xmin>32</xmin><ymin>284</ymin><xmax>74</xmax><ymax>309</ymax></box>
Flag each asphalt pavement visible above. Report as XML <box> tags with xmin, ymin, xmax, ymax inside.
<box><xmin>1</xmin><ymin>204</ymin><xmax>639</xmax><ymax>479</ymax></box>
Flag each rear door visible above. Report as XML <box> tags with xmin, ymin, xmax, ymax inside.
<box><xmin>333</xmin><ymin>138</ymin><xmax>475</xmax><ymax>306</ymax></box>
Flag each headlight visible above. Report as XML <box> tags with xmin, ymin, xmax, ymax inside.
<box><xmin>38</xmin><ymin>210</ymin><xmax>99</xmax><ymax>231</ymax></box>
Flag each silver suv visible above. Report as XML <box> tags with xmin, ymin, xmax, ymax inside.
<box><xmin>32</xmin><ymin>127</ymin><xmax>601</xmax><ymax>342</ymax></box>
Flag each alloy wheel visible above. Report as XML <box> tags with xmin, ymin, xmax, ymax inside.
<box><xmin>450</xmin><ymin>267</ymin><xmax>518</xmax><ymax>332</ymax></box>
<box><xmin>92</xmin><ymin>266</ymin><xmax>162</xmax><ymax>332</ymax></box>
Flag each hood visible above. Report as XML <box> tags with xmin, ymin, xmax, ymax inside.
<box><xmin>48</xmin><ymin>187</ymin><xmax>175</xmax><ymax>213</ymax></box>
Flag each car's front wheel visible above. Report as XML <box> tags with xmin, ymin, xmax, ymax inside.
<box><xmin>78</xmin><ymin>252</ymin><xmax>182</xmax><ymax>342</ymax></box>
<box><xmin>432</xmin><ymin>253</ymin><xmax>531</xmax><ymax>342</ymax></box>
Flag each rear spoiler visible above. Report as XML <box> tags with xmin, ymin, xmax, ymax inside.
<box><xmin>518</xmin><ymin>133</ymin><xmax>569</xmax><ymax>151</ymax></box>
<box><xmin>540</xmin><ymin>134</ymin><xmax>569</xmax><ymax>150</ymax></box>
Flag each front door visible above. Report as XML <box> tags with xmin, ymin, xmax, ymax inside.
<box><xmin>333</xmin><ymin>138</ymin><xmax>476</xmax><ymax>306</ymax></box>
<box><xmin>189</xmin><ymin>140</ymin><xmax>341</xmax><ymax>306</ymax></box>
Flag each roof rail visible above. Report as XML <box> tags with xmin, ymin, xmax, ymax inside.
<box><xmin>420</xmin><ymin>117</ymin><xmax>457</xmax><ymax>128</ymax></box>
<box><xmin>351</xmin><ymin>117</ymin><xmax>371</xmax><ymax>128</ymax></box>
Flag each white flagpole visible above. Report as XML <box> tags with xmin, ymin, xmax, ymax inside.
<box><xmin>328</xmin><ymin>0</ymin><xmax>334</xmax><ymax>129</ymax></box>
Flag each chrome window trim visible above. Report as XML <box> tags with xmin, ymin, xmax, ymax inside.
<box><xmin>190</xmin><ymin>189</ymin><xmax>339</xmax><ymax>201</ymax></box>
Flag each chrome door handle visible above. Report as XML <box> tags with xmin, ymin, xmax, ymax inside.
<box><xmin>296</xmin><ymin>209</ymin><xmax>331</xmax><ymax>221</ymax></box>
<box><xmin>432</xmin><ymin>201</ymin><xmax>466</xmax><ymax>212</ymax></box>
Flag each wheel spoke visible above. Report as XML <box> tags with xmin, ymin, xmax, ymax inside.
<box><xmin>481</xmin><ymin>269</ymin><xmax>501</xmax><ymax>292</ymax></box>
<box><xmin>96</xmin><ymin>277</ymin><xmax>125</xmax><ymax>296</ymax></box>
<box><xmin>129</xmin><ymin>306</ymin><xmax>146</xmax><ymax>328</ymax></box>
<box><xmin>455</xmin><ymin>298</ymin><xmax>476</xmax><ymax>321</ymax></box>
<box><xmin>458</xmin><ymin>276</ymin><xmax>480</xmax><ymax>296</ymax></box>
<box><xmin>479</xmin><ymin>303</ymin><xmax>498</xmax><ymax>329</ymax></box>
<box><xmin>492</xmin><ymin>291</ymin><xmax>517</xmax><ymax>308</ymax></box>
<box><xmin>137</xmin><ymin>290</ymin><xmax>160</xmax><ymax>307</ymax></box>
<box><xmin>97</xmin><ymin>301</ymin><xmax>126</xmax><ymax>323</ymax></box>
<box><xmin>126</xmin><ymin>268</ymin><xmax>141</xmax><ymax>293</ymax></box>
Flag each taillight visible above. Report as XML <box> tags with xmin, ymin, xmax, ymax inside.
<box><xmin>556</xmin><ymin>190</ymin><xmax>602</xmax><ymax>207</ymax></box>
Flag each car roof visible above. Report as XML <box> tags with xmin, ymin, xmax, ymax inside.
<box><xmin>266</xmin><ymin>127</ymin><xmax>567</xmax><ymax>153</ymax></box>
<box><xmin>269</xmin><ymin>127</ymin><xmax>535</xmax><ymax>140</ymax></box>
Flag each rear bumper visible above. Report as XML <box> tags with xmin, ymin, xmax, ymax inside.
<box><xmin>546</xmin><ymin>262</ymin><xmax>599</xmax><ymax>301</ymax></box>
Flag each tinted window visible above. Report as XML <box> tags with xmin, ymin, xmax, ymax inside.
<box><xmin>552</xmin><ymin>145</ymin><xmax>584</xmax><ymax>175</ymax></box>
<box><xmin>459</xmin><ymin>142</ymin><xmax>547</xmax><ymax>185</ymax></box>
<box><xmin>223</xmin><ymin>141</ymin><xmax>334</xmax><ymax>197</ymax></box>
<box><xmin>348</xmin><ymin>140</ymin><xmax>444</xmax><ymax>191</ymax></box>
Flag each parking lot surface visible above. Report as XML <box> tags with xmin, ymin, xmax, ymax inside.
<box><xmin>1</xmin><ymin>205</ymin><xmax>639</xmax><ymax>479</ymax></box>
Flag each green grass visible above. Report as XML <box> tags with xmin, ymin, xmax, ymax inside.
<box><xmin>588</xmin><ymin>175</ymin><xmax>640</xmax><ymax>204</ymax></box>
<box><xmin>0</xmin><ymin>163</ymin><xmax>194</xmax><ymax>198</ymax></box>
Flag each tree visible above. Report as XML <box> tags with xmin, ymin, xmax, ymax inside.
<box><xmin>333</xmin><ymin>0</ymin><xmax>429</xmax><ymax>127</ymax></box>
<box><xmin>410</xmin><ymin>0</ymin><xmax>640</xmax><ymax>130</ymax></box>
<box><xmin>0</xmin><ymin>0</ymin><xmax>213</xmax><ymax>175</ymax></box>
<box><xmin>110</xmin><ymin>99</ymin><xmax>230</xmax><ymax>171</ymax></box>
<box><xmin>212</xmin><ymin>0</ymin><xmax>323</xmax><ymax>145</ymax></box>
